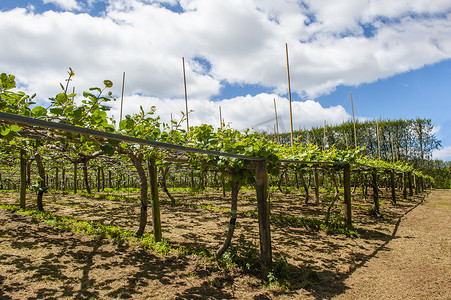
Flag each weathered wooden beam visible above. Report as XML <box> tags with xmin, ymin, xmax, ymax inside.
<box><xmin>149</xmin><ymin>159</ymin><xmax>162</xmax><ymax>242</ymax></box>
<box><xmin>256</xmin><ymin>160</ymin><xmax>272</xmax><ymax>275</ymax></box>
<box><xmin>390</xmin><ymin>170</ymin><xmax>396</xmax><ymax>205</ymax></box>
<box><xmin>343</xmin><ymin>163</ymin><xmax>352</xmax><ymax>227</ymax></box>
<box><xmin>20</xmin><ymin>148</ymin><xmax>27</xmax><ymax>209</ymax></box>
<box><xmin>372</xmin><ymin>168</ymin><xmax>380</xmax><ymax>215</ymax></box>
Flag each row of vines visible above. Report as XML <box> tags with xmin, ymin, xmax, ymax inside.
<box><xmin>0</xmin><ymin>70</ymin><xmax>433</xmax><ymax>274</ymax></box>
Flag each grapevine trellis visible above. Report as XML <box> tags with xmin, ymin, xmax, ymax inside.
<box><xmin>0</xmin><ymin>72</ymin><xmax>432</xmax><ymax>275</ymax></box>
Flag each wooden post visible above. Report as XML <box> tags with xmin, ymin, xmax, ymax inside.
<box><xmin>343</xmin><ymin>163</ymin><xmax>352</xmax><ymax>227</ymax></box>
<box><xmin>219</xmin><ymin>106</ymin><xmax>222</xmax><ymax>129</ymax></box>
<box><xmin>402</xmin><ymin>172</ymin><xmax>407</xmax><ymax>199</ymax></box>
<box><xmin>408</xmin><ymin>171</ymin><xmax>413</xmax><ymax>197</ymax></box>
<box><xmin>182</xmin><ymin>57</ymin><xmax>189</xmax><ymax>132</ymax></box>
<box><xmin>323</xmin><ymin>120</ymin><xmax>327</xmax><ymax>150</ymax></box>
<box><xmin>55</xmin><ymin>167</ymin><xmax>59</xmax><ymax>191</ymax></box>
<box><xmin>97</xmin><ymin>167</ymin><xmax>101</xmax><ymax>192</ymax></box>
<box><xmin>73</xmin><ymin>162</ymin><xmax>78</xmax><ymax>194</ymax></box>
<box><xmin>376</xmin><ymin>118</ymin><xmax>381</xmax><ymax>159</ymax></box>
<box><xmin>314</xmin><ymin>167</ymin><xmax>320</xmax><ymax>205</ymax></box>
<box><xmin>120</xmin><ymin>71</ymin><xmax>125</xmax><ymax>123</ymax></box>
<box><xmin>62</xmin><ymin>168</ymin><xmax>66</xmax><ymax>191</ymax></box>
<box><xmin>273</xmin><ymin>98</ymin><xmax>280</xmax><ymax>144</ymax></box>
<box><xmin>20</xmin><ymin>149</ymin><xmax>27</xmax><ymax>209</ymax></box>
<box><xmin>372</xmin><ymin>168</ymin><xmax>380</xmax><ymax>214</ymax></box>
<box><xmin>149</xmin><ymin>159</ymin><xmax>162</xmax><ymax>242</ymax></box>
<box><xmin>390</xmin><ymin>170</ymin><xmax>396</xmax><ymax>205</ymax></box>
<box><xmin>285</xmin><ymin>43</ymin><xmax>294</xmax><ymax>147</ymax></box>
<box><xmin>255</xmin><ymin>160</ymin><xmax>272</xmax><ymax>275</ymax></box>
<box><xmin>350</xmin><ymin>93</ymin><xmax>357</xmax><ymax>148</ymax></box>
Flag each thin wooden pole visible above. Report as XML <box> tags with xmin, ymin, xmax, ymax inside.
<box><xmin>170</xmin><ymin>113</ymin><xmax>173</xmax><ymax>130</ymax></box>
<box><xmin>273</xmin><ymin>98</ymin><xmax>280</xmax><ymax>144</ymax></box>
<box><xmin>120</xmin><ymin>72</ymin><xmax>125</xmax><ymax>123</ymax></box>
<box><xmin>390</xmin><ymin>169</ymin><xmax>396</xmax><ymax>205</ymax></box>
<box><xmin>343</xmin><ymin>163</ymin><xmax>352</xmax><ymax>227</ymax></box>
<box><xmin>256</xmin><ymin>161</ymin><xmax>272</xmax><ymax>275</ymax></box>
<box><xmin>285</xmin><ymin>43</ymin><xmax>294</xmax><ymax>147</ymax></box>
<box><xmin>182</xmin><ymin>57</ymin><xmax>189</xmax><ymax>132</ymax></box>
<box><xmin>372</xmin><ymin>168</ymin><xmax>380</xmax><ymax>214</ymax></box>
<box><xmin>20</xmin><ymin>149</ymin><xmax>27</xmax><ymax>209</ymax></box>
<box><xmin>219</xmin><ymin>106</ymin><xmax>222</xmax><ymax>129</ymax></box>
<box><xmin>149</xmin><ymin>159</ymin><xmax>162</xmax><ymax>242</ymax></box>
<box><xmin>323</xmin><ymin>120</ymin><xmax>327</xmax><ymax>150</ymax></box>
<box><xmin>390</xmin><ymin>132</ymin><xmax>395</xmax><ymax>163</ymax></box>
<box><xmin>376</xmin><ymin>118</ymin><xmax>381</xmax><ymax>159</ymax></box>
<box><xmin>350</xmin><ymin>92</ymin><xmax>357</xmax><ymax>148</ymax></box>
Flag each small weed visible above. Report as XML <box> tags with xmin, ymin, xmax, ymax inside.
<box><xmin>221</xmin><ymin>234</ymin><xmax>260</xmax><ymax>273</ymax></box>
<box><xmin>267</xmin><ymin>256</ymin><xmax>291</xmax><ymax>289</ymax></box>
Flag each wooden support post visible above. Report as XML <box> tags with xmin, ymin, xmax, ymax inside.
<box><xmin>402</xmin><ymin>172</ymin><xmax>407</xmax><ymax>199</ymax></box>
<box><xmin>55</xmin><ymin>167</ymin><xmax>59</xmax><ymax>191</ymax></box>
<box><xmin>390</xmin><ymin>170</ymin><xmax>396</xmax><ymax>205</ymax></box>
<box><xmin>343</xmin><ymin>163</ymin><xmax>352</xmax><ymax>227</ymax></box>
<box><xmin>255</xmin><ymin>161</ymin><xmax>272</xmax><ymax>275</ymax></box>
<box><xmin>182</xmin><ymin>57</ymin><xmax>189</xmax><ymax>132</ymax></box>
<box><xmin>408</xmin><ymin>171</ymin><xmax>413</xmax><ymax>197</ymax></box>
<box><xmin>97</xmin><ymin>167</ymin><xmax>101</xmax><ymax>192</ymax></box>
<box><xmin>20</xmin><ymin>148</ymin><xmax>27</xmax><ymax>210</ymax></box>
<box><xmin>314</xmin><ymin>167</ymin><xmax>320</xmax><ymax>205</ymax></box>
<box><xmin>285</xmin><ymin>43</ymin><xmax>294</xmax><ymax>147</ymax></box>
<box><xmin>350</xmin><ymin>93</ymin><xmax>357</xmax><ymax>148</ymax></box>
<box><xmin>62</xmin><ymin>168</ymin><xmax>66</xmax><ymax>191</ymax></box>
<box><xmin>73</xmin><ymin>162</ymin><xmax>78</xmax><ymax>194</ymax></box>
<box><xmin>372</xmin><ymin>168</ymin><xmax>380</xmax><ymax>214</ymax></box>
<box><xmin>149</xmin><ymin>159</ymin><xmax>162</xmax><ymax>242</ymax></box>
<box><xmin>413</xmin><ymin>174</ymin><xmax>420</xmax><ymax>194</ymax></box>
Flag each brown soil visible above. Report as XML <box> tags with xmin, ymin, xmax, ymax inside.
<box><xmin>0</xmin><ymin>188</ymin><xmax>449</xmax><ymax>299</ymax></box>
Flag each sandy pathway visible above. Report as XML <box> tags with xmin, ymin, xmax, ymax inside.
<box><xmin>334</xmin><ymin>190</ymin><xmax>451</xmax><ymax>299</ymax></box>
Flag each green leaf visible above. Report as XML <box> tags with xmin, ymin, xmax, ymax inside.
<box><xmin>31</xmin><ymin>106</ymin><xmax>47</xmax><ymax>118</ymax></box>
<box><xmin>100</xmin><ymin>143</ymin><xmax>115</xmax><ymax>156</ymax></box>
<box><xmin>50</xmin><ymin>106</ymin><xmax>64</xmax><ymax>115</ymax></box>
<box><xmin>104</xmin><ymin>80</ymin><xmax>113</xmax><ymax>88</ymax></box>
<box><xmin>56</xmin><ymin>93</ymin><xmax>68</xmax><ymax>104</ymax></box>
<box><xmin>89</xmin><ymin>87</ymin><xmax>102</xmax><ymax>93</ymax></box>
<box><xmin>1</xmin><ymin>126</ymin><xmax>10</xmax><ymax>136</ymax></box>
<box><xmin>10</xmin><ymin>124</ymin><xmax>22</xmax><ymax>132</ymax></box>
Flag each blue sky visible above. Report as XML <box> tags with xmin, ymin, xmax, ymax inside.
<box><xmin>1</xmin><ymin>0</ymin><xmax>451</xmax><ymax>160</ymax></box>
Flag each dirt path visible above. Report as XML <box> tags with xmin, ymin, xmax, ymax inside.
<box><xmin>333</xmin><ymin>189</ymin><xmax>451</xmax><ymax>300</ymax></box>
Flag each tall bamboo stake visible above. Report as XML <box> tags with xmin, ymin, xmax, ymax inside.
<box><xmin>323</xmin><ymin>120</ymin><xmax>326</xmax><ymax>150</ymax></box>
<box><xmin>182</xmin><ymin>57</ymin><xmax>189</xmax><ymax>132</ymax></box>
<box><xmin>285</xmin><ymin>43</ymin><xmax>294</xmax><ymax>147</ymax></box>
<box><xmin>273</xmin><ymin>98</ymin><xmax>280</xmax><ymax>144</ymax></box>
<box><xmin>120</xmin><ymin>72</ymin><xmax>125</xmax><ymax>123</ymax></box>
<box><xmin>390</xmin><ymin>132</ymin><xmax>395</xmax><ymax>163</ymax></box>
<box><xmin>219</xmin><ymin>106</ymin><xmax>222</xmax><ymax>129</ymax></box>
<box><xmin>350</xmin><ymin>92</ymin><xmax>357</xmax><ymax>148</ymax></box>
<box><xmin>376</xmin><ymin>118</ymin><xmax>381</xmax><ymax>159</ymax></box>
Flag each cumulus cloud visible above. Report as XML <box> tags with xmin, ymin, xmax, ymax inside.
<box><xmin>433</xmin><ymin>146</ymin><xmax>451</xmax><ymax>161</ymax></box>
<box><xmin>0</xmin><ymin>0</ymin><xmax>451</xmax><ymax>132</ymax></box>
<box><xmin>43</xmin><ymin>0</ymin><xmax>82</xmax><ymax>11</ymax></box>
<box><xmin>108</xmin><ymin>93</ymin><xmax>350</xmax><ymax>133</ymax></box>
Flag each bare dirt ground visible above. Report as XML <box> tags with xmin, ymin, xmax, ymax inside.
<box><xmin>334</xmin><ymin>189</ymin><xmax>451</xmax><ymax>300</ymax></box>
<box><xmin>0</xmin><ymin>188</ymin><xmax>449</xmax><ymax>299</ymax></box>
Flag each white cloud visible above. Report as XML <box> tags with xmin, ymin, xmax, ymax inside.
<box><xmin>1</xmin><ymin>0</ymin><xmax>451</xmax><ymax>131</ymax></box>
<box><xmin>108</xmin><ymin>93</ymin><xmax>350</xmax><ymax>133</ymax></box>
<box><xmin>433</xmin><ymin>146</ymin><xmax>451</xmax><ymax>161</ymax></box>
<box><xmin>42</xmin><ymin>0</ymin><xmax>82</xmax><ymax>11</ymax></box>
